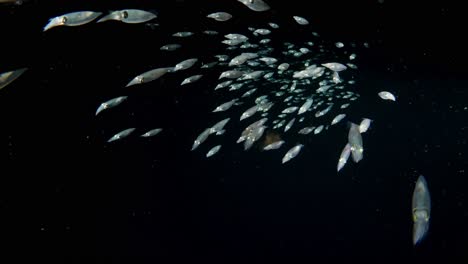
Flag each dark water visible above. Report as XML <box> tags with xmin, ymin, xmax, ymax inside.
<box><xmin>0</xmin><ymin>0</ymin><xmax>467</xmax><ymax>260</ymax></box>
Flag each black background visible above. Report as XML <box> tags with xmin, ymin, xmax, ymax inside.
<box><xmin>0</xmin><ymin>0</ymin><xmax>467</xmax><ymax>261</ymax></box>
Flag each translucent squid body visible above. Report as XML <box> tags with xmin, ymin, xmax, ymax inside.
<box><xmin>97</xmin><ymin>9</ymin><xmax>157</xmax><ymax>24</ymax></box>
<box><xmin>412</xmin><ymin>175</ymin><xmax>431</xmax><ymax>245</ymax></box>
<box><xmin>0</xmin><ymin>68</ymin><xmax>27</xmax><ymax>91</ymax></box>
<box><xmin>107</xmin><ymin>128</ymin><xmax>136</xmax><ymax>143</ymax></box>
<box><xmin>95</xmin><ymin>96</ymin><xmax>128</xmax><ymax>115</ymax></box>
<box><xmin>237</xmin><ymin>0</ymin><xmax>271</xmax><ymax>12</ymax></box>
<box><xmin>43</xmin><ymin>11</ymin><xmax>102</xmax><ymax>31</ymax></box>
<box><xmin>347</xmin><ymin>122</ymin><xmax>363</xmax><ymax>163</ymax></box>
<box><xmin>126</xmin><ymin>67</ymin><xmax>173</xmax><ymax>87</ymax></box>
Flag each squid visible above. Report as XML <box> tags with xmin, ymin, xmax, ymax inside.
<box><xmin>97</xmin><ymin>9</ymin><xmax>156</xmax><ymax>24</ymax></box>
<box><xmin>0</xmin><ymin>68</ymin><xmax>27</xmax><ymax>91</ymax></box>
<box><xmin>412</xmin><ymin>175</ymin><xmax>431</xmax><ymax>245</ymax></box>
<box><xmin>43</xmin><ymin>11</ymin><xmax>102</xmax><ymax>31</ymax></box>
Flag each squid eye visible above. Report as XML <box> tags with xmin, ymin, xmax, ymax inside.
<box><xmin>139</xmin><ymin>76</ymin><xmax>144</xmax><ymax>83</ymax></box>
<box><xmin>61</xmin><ymin>16</ymin><xmax>68</xmax><ymax>23</ymax></box>
<box><xmin>249</xmin><ymin>0</ymin><xmax>254</xmax><ymax>3</ymax></box>
<box><xmin>122</xmin><ymin>11</ymin><xmax>128</xmax><ymax>19</ymax></box>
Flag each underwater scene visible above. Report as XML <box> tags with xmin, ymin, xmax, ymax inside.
<box><xmin>0</xmin><ymin>0</ymin><xmax>467</xmax><ymax>260</ymax></box>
